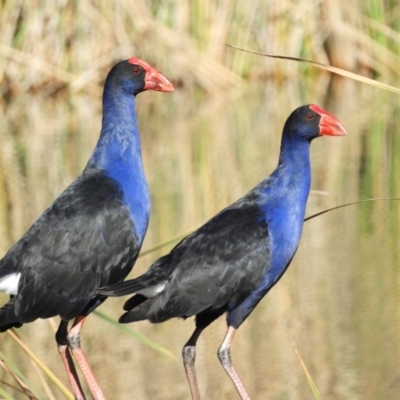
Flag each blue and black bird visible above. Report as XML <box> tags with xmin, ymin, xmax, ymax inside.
<box><xmin>0</xmin><ymin>58</ymin><xmax>173</xmax><ymax>400</ymax></box>
<box><xmin>99</xmin><ymin>105</ymin><xmax>347</xmax><ymax>400</ymax></box>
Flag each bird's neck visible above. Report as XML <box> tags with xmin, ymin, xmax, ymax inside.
<box><xmin>88</xmin><ymin>89</ymin><xmax>150</xmax><ymax>243</ymax></box>
<box><xmin>96</xmin><ymin>89</ymin><xmax>141</xmax><ymax>156</ymax></box>
<box><xmin>276</xmin><ymin>136</ymin><xmax>312</xmax><ymax>188</ymax></box>
<box><xmin>258</xmin><ymin>136</ymin><xmax>312</xmax><ymax>231</ymax></box>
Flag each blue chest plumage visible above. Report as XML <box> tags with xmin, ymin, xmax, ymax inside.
<box><xmin>102</xmin><ymin>144</ymin><xmax>150</xmax><ymax>243</ymax></box>
<box><xmin>257</xmin><ymin>140</ymin><xmax>311</xmax><ymax>290</ymax></box>
<box><xmin>89</xmin><ymin>91</ymin><xmax>151</xmax><ymax>245</ymax></box>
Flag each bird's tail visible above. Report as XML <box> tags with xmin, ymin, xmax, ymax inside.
<box><xmin>119</xmin><ymin>295</ymin><xmax>156</xmax><ymax>323</ymax></box>
<box><xmin>0</xmin><ymin>297</ymin><xmax>23</xmax><ymax>332</ymax></box>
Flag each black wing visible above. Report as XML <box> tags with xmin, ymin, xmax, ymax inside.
<box><xmin>0</xmin><ymin>167</ymin><xmax>138</xmax><ymax>325</ymax></box>
<box><xmin>116</xmin><ymin>193</ymin><xmax>271</xmax><ymax>324</ymax></box>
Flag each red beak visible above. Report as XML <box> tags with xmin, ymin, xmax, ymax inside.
<box><xmin>309</xmin><ymin>104</ymin><xmax>347</xmax><ymax>136</ymax></box>
<box><xmin>128</xmin><ymin>57</ymin><xmax>174</xmax><ymax>92</ymax></box>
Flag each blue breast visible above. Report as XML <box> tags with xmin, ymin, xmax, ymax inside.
<box><xmin>89</xmin><ymin>91</ymin><xmax>151</xmax><ymax>245</ymax></box>
<box><xmin>258</xmin><ymin>156</ymin><xmax>311</xmax><ymax>290</ymax></box>
<box><xmin>97</xmin><ymin>139</ymin><xmax>150</xmax><ymax>245</ymax></box>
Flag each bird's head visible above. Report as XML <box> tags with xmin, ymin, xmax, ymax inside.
<box><xmin>284</xmin><ymin>104</ymin><xmax>347</xmax><ymax>141</ymax></box>
<box><xmin>106</xmin><ymin>57</ymin><xmax>174</xmax><ymax>95</ymax></box>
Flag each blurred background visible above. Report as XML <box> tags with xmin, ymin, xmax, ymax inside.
<box><xmin>0</xmin><ymin>0</ymin><xmax>399</xmax><ymax>399</ymax></box>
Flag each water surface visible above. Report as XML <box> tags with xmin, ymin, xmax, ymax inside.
<box><xmin>0</xmin><ymin>75</ymin><xmax>399</xmax><ymax>399</ymax></box>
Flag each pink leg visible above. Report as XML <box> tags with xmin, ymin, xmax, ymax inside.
<box><xmin>56</xmin><ymin>321</ymin><xmax>86</xmax><ymax>400</ymax></box>
<box><xmin>68</xmin><ymin>316</ymin><xmax>106</xmax><ymax>400</ymax></box>
<box><xmin>217</xmin><ymin>326</ymin><xmax>252</xmax><ymax>400</ymax></box>
<box><xmin>182</xmin><ymin>328</ymin><xmax>203</xmax><ymax>400</ymax></box>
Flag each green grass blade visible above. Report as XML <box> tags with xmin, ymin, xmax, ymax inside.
<box><xmin>225</xmin><ymin>44</ymin><xmax>400</xmax><ymax>94</ymax></box>
<box><xmin>0</xmin><ymin>382</ymin><xmax>15</xmax><ymax>400</ymax></box>
<box><xmin>93</xmin><ymin>311</ymin><xmax>177</xmax><ymax>360</ymax></box>
<box><xmin>282</xmin><ymin>320</ymin><xmax>322</xmax><ymax>400</ymax></box>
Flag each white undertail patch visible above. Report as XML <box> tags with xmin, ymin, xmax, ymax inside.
<box><xmin>0</xmin><ymin>273</ymin><xmax>21</xmax><ymax>295</ymax></box>
<box><xmin>137</xmin><ymin>281</ymin><xmax>167</xmax><ymax>298</ymax></box>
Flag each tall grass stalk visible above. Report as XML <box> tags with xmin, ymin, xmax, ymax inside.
<box><xmin>0</xmin><ymin>350</ymin><xmax>43</xmax><ymax>399</ymax></box>
<box><xmin>282</xmin><ymin>320</ymin><xmax>322</xmax><ymax>400</ymax></box>
<box><xmin>6</xmin><ymin>331</ymin><xmax>73</xmax><ymax>400</ymax></box>
<box><xmin>225</xmin><ymin>44</ymin><xmax>400</xmax><ymax>94</ymax></box>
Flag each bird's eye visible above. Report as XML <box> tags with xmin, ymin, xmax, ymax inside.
<box><xmin>132</xmin><ymin>66</ymin><xmax>141</xmax><ymax>74</ymax></box>
<box><xmin>306</xmin><ymin>113</ymin><xmax>315</xmax><ymax>120</ymax></box>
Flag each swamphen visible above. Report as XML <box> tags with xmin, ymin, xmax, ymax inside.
<box><xmin>99</xmin><ymin>104</ymin><xmax>347</xmax><ymax>400</ymax></box>
<box><xmin>0</xmin><ymin>58</ymin><xmax>173</xmax><ymax>400</ymax></box>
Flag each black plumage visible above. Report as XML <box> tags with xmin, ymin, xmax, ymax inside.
<box><xmin>0</xmin><ymin>57</ymin><xmax>174</xmax><ymax>400</ymax></box>
<box><xmin>117</xmin><ymin>198</ymin><xmax>270</xmax><ymax>326</ymax></box>
<box><xmin>0</xmin><ymin>170</ymin><xmax>135</xmax><ymax>325</ymax></box>
<box><xmin>99</xmin><ymin>104</ymin><xmax>347</xmax><ymax>400</ymax></box>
